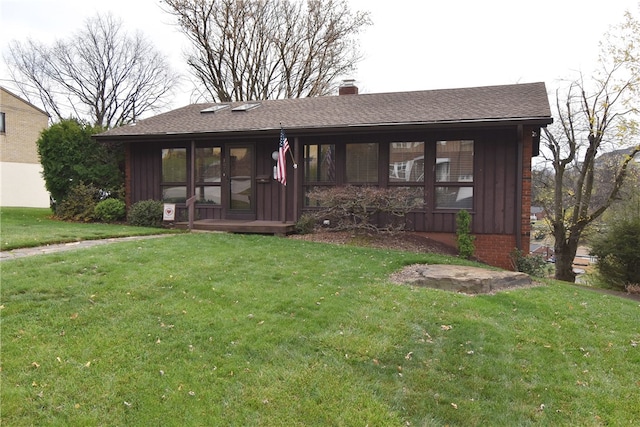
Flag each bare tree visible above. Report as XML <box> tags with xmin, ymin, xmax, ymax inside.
<box><xmin>162</xmin><ymin>0</ymin><xmax>371</xmax><ymax>102</ymax></box>
<box><xmin>4</xmin><ymin>13</ymin><xmax>179</xmax><ymax>128</ymax></box>
<box><xmin>536</xmin><ymin>7</ymin><xmax>640</xmax><ymax>282</ymax></box>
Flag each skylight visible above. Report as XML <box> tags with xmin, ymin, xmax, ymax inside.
<box><xmin>231</xmin><ymin>102</ymin><xmax>261</xmax><ymax>112</ymax></box>
<box><xmin>200</xmin><ymin>104</ymin><xmax>229</xmax><ymax>114</ymax></box>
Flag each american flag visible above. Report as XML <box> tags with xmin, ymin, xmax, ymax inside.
<box><xmin>276</xmin><ymin>129</ymin><xmax>290</xmax><ymax>185</ymax></box>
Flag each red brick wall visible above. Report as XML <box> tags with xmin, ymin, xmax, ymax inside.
<box><xmin>474</xmin><ymin>234</ymin><xmax>517</xmax><ymax>270</ymax></box>
<box><xmin>421</xmin><ymin>232</ymin><xmax>517</xmax><ymax>270</ymax></box>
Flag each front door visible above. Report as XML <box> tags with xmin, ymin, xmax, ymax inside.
<box><xmin>225</xmin><ymin>145</ymin><xmax>255</xmax><ymax>219</ymax></box>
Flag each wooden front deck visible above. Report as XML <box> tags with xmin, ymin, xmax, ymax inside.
<box><xmin>176</xmin><ymin>219</ymin><xmax>296</xmax><ymax>236</ymax></box>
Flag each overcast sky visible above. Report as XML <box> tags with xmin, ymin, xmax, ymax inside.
<box><xmin>1</xmin><ymin>0</ymin><xmax>636</xmax><ymax>111</ymax></box>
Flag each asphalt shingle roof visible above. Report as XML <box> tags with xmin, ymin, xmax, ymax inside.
<box><xmin>97</xmin><ymin>82</ymin><xmax>552</xmax><ymax>139</ymax></box>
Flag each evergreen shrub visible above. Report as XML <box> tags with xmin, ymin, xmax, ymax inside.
<box><xmin>456</xmin><ymin>209</ymin><xmax>475</xmax><ymax>259</ymax></box>
<box><xmin>128</xmin><ymin>200</ymin><xmax>164</xmax><ymax>228</ymax></box>
<box><xmin>94</xmin><ymin>198</ymin><xmax>126</xmax><ymax>222</ymax></box>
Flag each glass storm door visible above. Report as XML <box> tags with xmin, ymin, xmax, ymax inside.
<box><xmin>226</xmin><ymin>145</ymin><xmax>255</xmax><ymax>219</ymax></box>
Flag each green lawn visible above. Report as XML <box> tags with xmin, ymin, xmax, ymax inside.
<box><xmin>1</xmin><ymin>210</ymin><xmax>639</xmax><ymax>425</ymax></box>
<box><xmin>0</xmin><ymin>207</ymin><xmax>177</xmax><ymax>250</ymax></box>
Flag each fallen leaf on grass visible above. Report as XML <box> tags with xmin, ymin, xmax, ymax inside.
<box><xmin>31</xmin><ymin>362</ymin><xmax>40</xmax><ymax>368</ymax></box>
<box><xmin>440</xmin><ymin>325</ymin><xmax>452</xmax><ymax>331</ymax></box>
<box><xmin>451</xmin><ymin>403</ymin><xmax>458</xmax><ymax>409</ymax></box>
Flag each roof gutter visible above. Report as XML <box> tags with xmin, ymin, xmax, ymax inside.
<box><xmin>94</xmin><ymin>116</ymin><xmax>553</xmax><ymax>142</ymax></box>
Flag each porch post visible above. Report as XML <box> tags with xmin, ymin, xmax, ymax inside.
<box><xmin>280</xmin><ymin>180</ymin><xmax>286</xmax><ymax>223</ymax></box>
<box><xmin>189</xmin><ymin>140</ymin><xmax>196</xmax><ymax>230</ymax></box>
<box><xmin>293</xmin><ymin>136</ymin><xmax>301</xmax><ymax>221</ymax></box>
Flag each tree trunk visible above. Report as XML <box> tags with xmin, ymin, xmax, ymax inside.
<box><xmin>554</xmin><ymin>228</ymin><xmax>579</xmax><ymax>282</ymax></box>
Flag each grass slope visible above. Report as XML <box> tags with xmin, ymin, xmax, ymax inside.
<box><xmin>1</xmin><ymin>233</ymin><xmax>639</xmax><ymax>426</ymax></box>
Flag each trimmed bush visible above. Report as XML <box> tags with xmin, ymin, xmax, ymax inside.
<box><xmin>306</xmin><ymin>186</ymin><xmax>422</xmax><ymax>232</ymax></box>
<box><xmin>55</xmin><ymin>182</ymin><xmax>100</xmax><ymax>222</ymax></box>
<box><xmin>94</xmin><ymin>198</ymin><xmax>126</xmax><ymax>223</ymax></box>
<box><xmin>128</xmin><ymin>200</ymin><xmax>164</xmax><ymax>228</ymax></box>
<box><xmin>295</xmin><ymin>214</ymin><xmax>317</xmax><ymax>234</ymax></box>
<box><xmin>510</xmin><ymin>248</ymin><xmax>549</xmax><ymax>277</ymax></box>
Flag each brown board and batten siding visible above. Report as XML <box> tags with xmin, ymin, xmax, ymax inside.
<box><xmin>473</xmin><ymin>128</ymin><xmax>519</xmax><ymax>235</ymax></box>
<box><xmin>124</xmin><ymin>126</ymin><xmax>532</xmax><ymax>235</ymax></box>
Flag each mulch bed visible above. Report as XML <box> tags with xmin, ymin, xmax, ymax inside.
<box><xmin>288</xmin><ymin>230</ymin><xmax>458</xmax><ymax>256</ymax></box>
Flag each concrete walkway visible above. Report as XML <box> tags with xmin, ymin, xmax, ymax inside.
<box><xmin>0</xmin><ymin>235</ymin><xmax>172</xmax><ymax>262</ymax></box>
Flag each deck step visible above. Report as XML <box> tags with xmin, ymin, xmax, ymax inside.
<box><xmin>175</xmin><ymin>220</ymin><xmax>296</xmax><ymax>236</ymax></box>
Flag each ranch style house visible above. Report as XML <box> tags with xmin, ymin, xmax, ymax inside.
<box><xmin>95</xmin><ymin>81</ymin><xmax>553</xmax><ymax>270</ymax></box>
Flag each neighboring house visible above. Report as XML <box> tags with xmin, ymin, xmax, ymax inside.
<box><xmin>531</xmin><ymin>206</ymin><xmax>546</xmax><ymax>221</ymax></box>
<box><xmin>96</xmin><ymin>81</ymin><xmax>553</xmax><ymax>269</ymax></box>
<box><xmin>0</xmin><ymin>87</ymin><xmax>50</xmax><ymax>207</ymax></box>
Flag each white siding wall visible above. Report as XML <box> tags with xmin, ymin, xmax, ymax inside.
<box><xmin>0</xmin><ymin>162</ymin><xmax>50</xmax><ymax>207</ymax></box>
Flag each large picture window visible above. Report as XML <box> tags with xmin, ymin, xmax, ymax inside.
<box><xmin>435</xmin><ymin>140</ymin><xmax>474</xmax><ymax>209</ymax></box>
<box><xmin>161</xmin><ymin>148</ymin><xmax>187</xmax><ymax>203</ymax></box>
<box><xmin>346</xmin><ymin>143</ymin><xmax>378</xmax><ymax>183</ymax></box>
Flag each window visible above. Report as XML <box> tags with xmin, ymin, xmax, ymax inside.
<box><xmin>389</xmin><ymin>141</ymin><xmax>425</xmax><ymax>207</ymax></box>
<box><xmin>231</xmin><ymin>102</ymin><xmax>261</xmax><ymax>112</ymax></box>
<box><xmin>161</xmin><ymin>148</ymin><xmax>187</xmax><ymax>203</ymax></box>
<box><xmin>435</xmin><ymin>140</ymin><xmax>474</xmax><ymax>209</ymax></box>
<box><xmin>389</xmin><ymin>141</ymin><xmax>425</xmax><ymax>183</ymax></box>
<box><xmin>346</xmin><ymin>143</ymin><xmax>378</xmax><ymax>183</ymax></box>
<box><xmin>200</xmin><ymin>105</ymin><xmax>229</xmax><ymax>114</ymax></box>
<box><xmin>195</xmin><ymin>147</ymin><xmax>221</xmax><ymax>204</ymax></box>
<box><xmin>304</xmin><ymin>144</ymin><xmax>336</xmax><ymax>183</ymax></box>
<box><xmin>0</xmin><ymin>112</ymin><xmax>5</xmax><ymax>133</ymax></box>
<box><xmin>303</xmin><ymin>144</ymin><xmax>335</xmax><ymax>207</ymax></box>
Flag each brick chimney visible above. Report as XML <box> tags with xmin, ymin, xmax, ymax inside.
<box><xmin>338</xmin><ymin>79</ymin><xmax>358</xmax><ymax>95</ymax></box>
